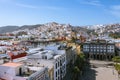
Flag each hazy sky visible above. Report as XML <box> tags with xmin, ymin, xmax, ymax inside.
<box><xmin>0</xmin><ymin>0</ymin><xmax>120</xmax><ymax>26</ymax></box>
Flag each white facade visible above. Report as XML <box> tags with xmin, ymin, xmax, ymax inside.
<box><xmin>0</xmin><ymin>62</ymin><xmax>49</xmax><ymax>80</ymax></box>
<box><xmin>26</xmin><ymin>45</ymin><xmax>66</xmax><ymax>80</ymax></box>
<box><xmin>83</xmin><ymin>40</ymin><xmax>115</xmax><ymax>60</ymax></box>
<box><xmin>0</xmin><ymin>59</ymin><xmax>4</xmax><ymax>64</ymax></box>
<box><xmin>0</xmin><ymin>63</ymin><xmax>24</xmax><ymax>80</ymax></box>
<box><xmin>54</xmin><ymin>54</ymin><xmax>66</xmax><ymax>80</ymax></box>
<box><xmin>28</xmin><ymin>67</ymin><xmax>49</xmax><ymax>80</ymax></box>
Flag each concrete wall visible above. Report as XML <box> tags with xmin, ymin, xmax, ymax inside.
<box><xmin>14</xmin><ymin>76</ymin><xmax>26</xmax><ymax>80</ymax></box>
<box><xmin>0</xmin><ymin>59</ymin><xmax>3</xmax><ymax>64</ymax></box>
<box><xmin>15</xmin><ymin>65</ymin><xmax>24</xmax><ymax>76</ymax></box>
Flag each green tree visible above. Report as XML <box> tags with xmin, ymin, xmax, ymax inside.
<box><xmin>114</xmin><ymin>64</ymin><xmax>120</xmax><ymax>78</ymax></box>
<box><xmin>72</xmin><ymin>66</ymin><xmax>80</xmax><ymax>80</ymax></box>
<box><xmin>75</xmin><ymin>53</ymin><xmax>85</xmax><ymax>70</ymax></box>
<box><xmin>109</xmin><ymin>32</ymin><xmax>120</xmax><ymax>39</ymax></box>
<box><xmin>112</xmin><ymin>56</ymin><xmax>120</xmax><ymax>79</ymax></box>
<box><xmin>112</xmin><ymin>56</ymin><xmax>120</xmax><ymax>63</ymax></box>
<box><xmin>67</xmin><ymin>52</ymin><xmax>86</xmax><ymax>80</ymax></box>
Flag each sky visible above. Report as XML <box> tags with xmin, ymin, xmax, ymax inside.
<box><xmin>0</xmin><ymin>0</ymin><xmax>120</xmax><ymax>26</ymax></box>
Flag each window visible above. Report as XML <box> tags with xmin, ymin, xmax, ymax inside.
<box><xmin>97</xmin><ymin>49</ymin><xmax>99</xmax><ymax>52</ymax></box>
<box><xmin>58</xmin><ymin>61</ymin><xmax>59</xmax><ymax>67</ymax></box>
<box><xmin>94</xmin><ymin>49</ymin><xmax>96</xmax><ymax>52</ymax></box>
<box><xmin>58</xmin><ymin>77</ymin><xmax>59</xmax><ymax>80</ymax></box>
<box><xmin>56</xmin><ymin>71</ymin><xmax>57</xmax><ymax>77</ymax></box>
<box><xmin>100</xmin><ymin>45</ymin><xmax>102</xmax><ymax>48</ymax></box>
<box><xmin>45</xmin><ymin>56</ymin><xmax>47</xmax><ymax>59</ymax></box>
<box><xmin>103</xmin><ymin>47</ymin><xmax>106</xmax><ymax>49</ymax></box>
<box><xmin>87</xmin><ymin>49</ymin><xmax>89</xmax><ymax>51</ymax></box>
<box><xmin>64</xmin><ymin>57</ymin><xmax>65</xmax><ymax>61</ymax></box>
<box><xmin>64</xmin><ymin>64</ymin><xmax>65</xmax><ymax>69</ymax></box>
<box><xmin>107</xmin><ymin>45</ymin><xmax>110</xmax><ymax>48</ymax></box>
<box><xmin>111</xmin><ymin>49</ymin><xmax>114</xmax><ymax>52</ymax></box>
<box><xmin>112</xmin><ymin>46</ymin><xmax>114</xmax><ymax>48</ymax></box>
<box><xmin>58</xmin><ymin>69</ymin><xmax>60</xmax><ymax>75</ymax></box>
<box><xmin>60</xmin><ymin>60</ymin><xmax>62</xmax><ymax>66</ymax></box>
<box><xmin>91</xmin><ymin>49</ymin><xmax>93</xmax><ymax>52</ymax></box>
<box><xmin>104</xmin><ymin>50</ymin><xmax>106</xmax><ymax>52</ymax></box>
<box><xmin>56</xmin><ymin>63</ymin><xmax>57</xmax><ymax>69</ymax></box>
<box><xmin>97</xmin><ymin>45</ymin><xmax>99</xmax><ymax>48</ymax></box>
<box><xmin>84</xmin><ymin>45</ymin><xmax>89</xmax><ymax>48</ymax></box>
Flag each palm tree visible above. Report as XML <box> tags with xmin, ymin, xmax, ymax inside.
<box><xmin>72</xmin><ymin>66</ymin><xmax>80</xmax><ymax>80</ymax></box>
<box><xmin>75</xmin><ymin>53</ymin><xmax>85</xmax><ymax>70</ymax></box>
<box><xmin>71</xmin><ymin>53</ymin><xmax>85</xmax><ymax>80</ymax></box>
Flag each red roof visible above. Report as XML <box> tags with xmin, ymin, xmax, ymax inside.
<box><xmin>11</xmin><ymin>53</ymin><xmax>27</xmax><ymax>59</ymax></box>
<box><xmin>7</xmin><ymin>52</ymin><xmax>27</xmax><ymax>59</ymax></box>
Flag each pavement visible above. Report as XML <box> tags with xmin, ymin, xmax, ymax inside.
<box><xmin>81</xmin><ymin>60</ymin><xmax>119</xmax><ymax>80</ymax></box>
<box><xmin>93</xmin><ymin>67</ymin><xmax>118</xmax><ymax>80</ymax></box>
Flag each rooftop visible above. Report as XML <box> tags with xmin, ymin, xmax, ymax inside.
<box><xmin>85</xmin><ymin>39</ymin><xmax>115</xmax><ymax>44</ymax></box>
<box><xmin>28</xmin><ymin>66</ymin><xmax>44</xmax><ymax>71</ymax></box>
<box><xmin>2</xmin><ymin>62</ymin><xmax>23</xmax><ymax>68</ymax></box>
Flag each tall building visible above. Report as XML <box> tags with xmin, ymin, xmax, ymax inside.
<box><xmin>83</xmin><ymin>39</ymin><xmax>115</xmax><ymax>60</ymax></box>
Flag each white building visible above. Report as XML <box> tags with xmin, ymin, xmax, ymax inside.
<box><xmin>26</xmin><ymin>45</ymin><xmax>66</xmax><ymax>80</ymax></box>
<box><xmin>83</xmin><ymin>39</ymin><xmax>115</xmax><ymax>60</ymax></box>
<box><xmin>0</xmin><ymin>62</ymin><xmax>49</xmax><ymax>80</ymax></box>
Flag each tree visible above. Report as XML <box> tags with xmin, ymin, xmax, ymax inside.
<box><xmin>112</xmin><ymin>56</ymin><xmax>120</xmax><ymax>63</ymax></box>
<box><xmin>75</xmin><ymin>53</ymin><xmax>85</xmax><ymax>70</ymax></box>
<box><xmin>109</xmin><ymin>32</ymin><xmax>120</xmax><ymax>39</ymax></box>
<box><xmin>68</xmin><ymin>53</ymin><xmax>85</xmax><ymax>80</ymax></box>
<box><xmin>114</xmin><ymin>64</ymin><xmax>120</xmax><ymax>78</ymax></box>
<box><xmin>112</xmin><ymin>56</ymin><xmax>120</xmax><ymax>79</ymax></box>
<box><xmin>72</xmin><ymin>66</ymin><xmax>80</xmax><ymax>80</ymax></box>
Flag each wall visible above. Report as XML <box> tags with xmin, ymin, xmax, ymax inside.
<box><xmin>14</xmin><ymin>76</ymin><xmax>26</xmax><ymax>80</ymax></box>
<box><xmin>0</xmin><ymin>66</ymin><xmax>15</xmax><ymax>80</ymax></box>
<box><xmin>0</xmin><ymin>59</ymin><xmax>3</xmax><ymax>64</ymax></box>
<box><xmin>15</xmin><ymin>65</ymin><xmax>24</xmax><ymax>76</ymax></box>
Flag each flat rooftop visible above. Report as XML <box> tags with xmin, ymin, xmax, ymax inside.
<box><xmin>2</xmin><ymin>62</ymin><xmax>23</xmax><ymax>68</ymax></box>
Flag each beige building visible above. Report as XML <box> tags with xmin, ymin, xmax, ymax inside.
<box><xmin>0</xmin><ymin>62</ymin><xmax>49</xmax><ymax>80</ymax></box>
